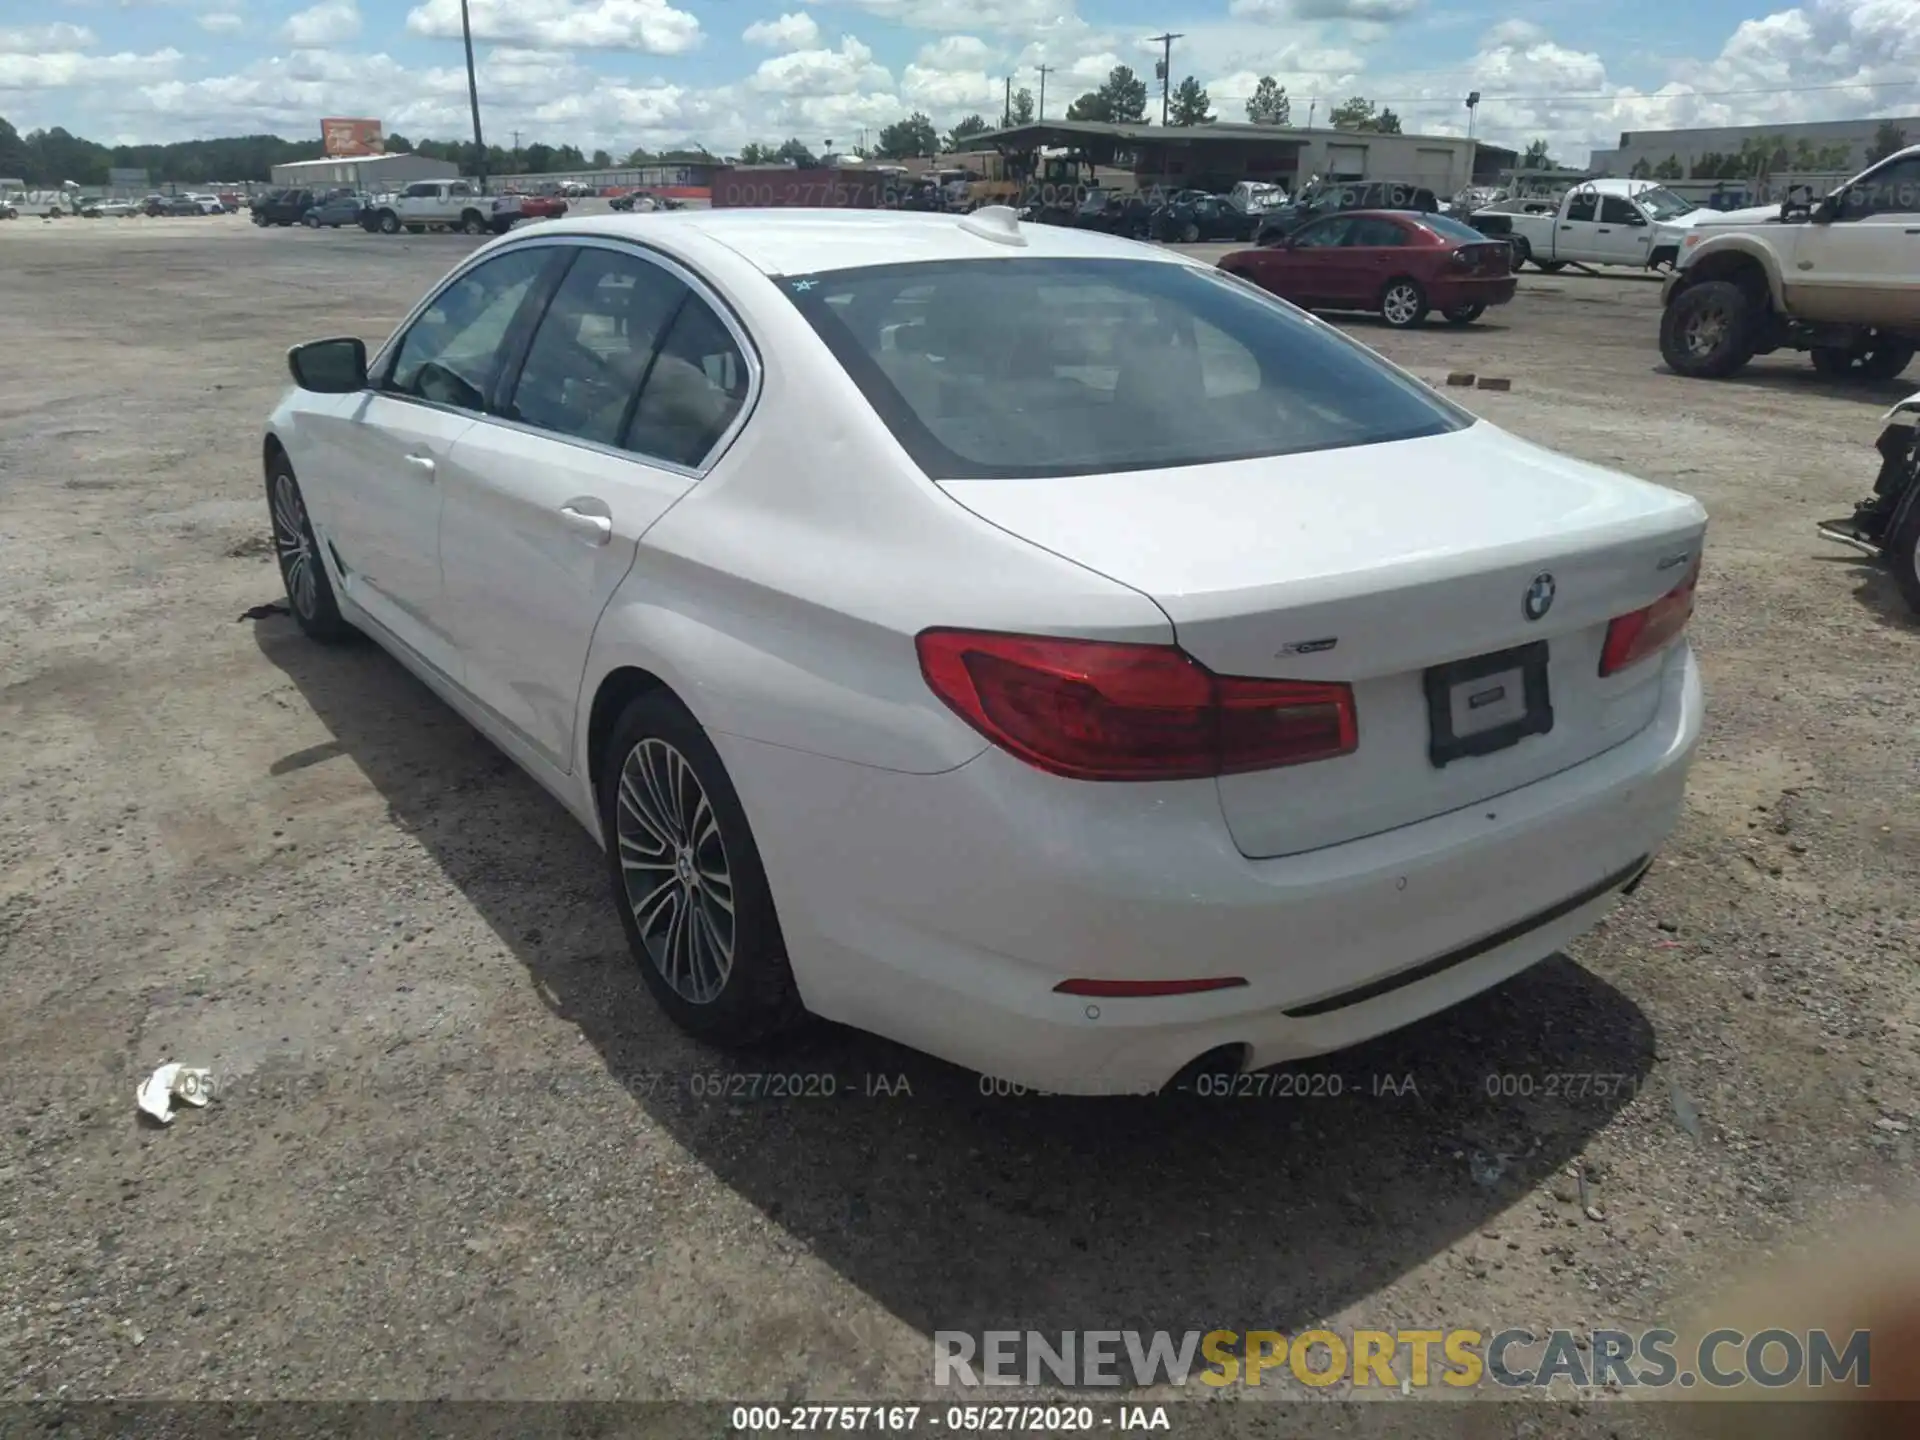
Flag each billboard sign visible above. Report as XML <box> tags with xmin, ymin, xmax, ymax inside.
<box><xmin>321</xmin><ymin>118</ymin><xmax>384</xmax><ymax>158</ymax></box>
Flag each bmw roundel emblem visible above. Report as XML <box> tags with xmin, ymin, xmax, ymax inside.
<box><xmin>1524</xmin><ymin>572</ymin><xmax>1556</xmax><ymax>621</ymax></box>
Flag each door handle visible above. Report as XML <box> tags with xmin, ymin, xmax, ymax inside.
<box><xmin>558</xmin><ymin>505</ymin><xmax>612</xmax><ymax>545</ymax></box>
<box><xmin>404</xmin><ymin>454</ymin><xmax>435</xmax><ymax>476</ymax></box>
<box><xmin>1597</xmin><ymin>227</ymin><xmax>1612</xmax><ymax>233</ymax></box>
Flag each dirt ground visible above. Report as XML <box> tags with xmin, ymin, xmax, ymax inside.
<box><xmin>1</xmin><ymin>211</ymin><xmax>1915</xmax><ymax>1421</ymax></box>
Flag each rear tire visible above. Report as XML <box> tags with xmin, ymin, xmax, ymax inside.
<box><xmin>1811</xmin><ymin>341</ymin><xmax>1912</xmax><ymax>380</ymax></box>
<box><xmin>1659</xmin><ymin>280</ymin><xmax>1757</xmax><ymax>378</ymax></box>
<box><xmin>1442</xmin><ymin>303</ymin><xmax>1486</xmax><ymax>325</ymax></box>
<box><xmin>265</xmin><ymin>457</ymin><xmax>353</xmax><ymax>644</ymax></box>
<box><xmin>1534</xmin><ymin>259</ymin><xmax>1567</xmax><ymax>273</ymax></box>
<box><xmin>302</xmin><ymin>212</ymin><xmax>319</xmax><ymax>227</ymax></box>
<box><xmin>377</xmin><ymin>209</ymin><xmax>400</xmax><ymax>234</ymax></box>
<box><xmin>1181</xmin><ymin>221</ymin><xmax>1200</xmax><ymax>243</ymax></box>
<box><xmin>1888</xmin><ymin>487</ymin><xmax>1920</xmax><ymax>614</ymax></box>
<box><xmin>460</xmin><ymin>209</ymin><xmax>488</xmax><ymax>235</ymax></box>
<box><xmin>1508</xmin><ymin>236</ymin><xmax>1531</xmax><ymax>268</ymax></box>
<box><xmin>598</xmin><ymin>691</ymin><xmax>805</xmax><ymax>1047</ymax></box>
<box><xmin>1380</xmin><ymin>277</ymin><xmax>1429</xmax><ymax>328</ymax></box>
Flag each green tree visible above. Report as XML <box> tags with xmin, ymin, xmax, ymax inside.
<box><xmin>1866</xmin><ymin>119</ymin><xmax>1908</xmax><ymax>164</ymax></box>
<box><xmin>1328</xmin><ymin>96</ymin><xmax>1398</xmax><ymax>132</ymax></box>
<box><xmin>945</xmin><ymin>114</ymin><xmax>990</xmax><ymax>150</ymax></box>
<box><xmin>735</xmin><ymin>141</ymin><xmax>775</xmax><ymax>164</ymax></box>
<box><xmin>1245</xmin><ymin>77</ymin><xmax>1290</xmax><ymax>126</ymax></box>
<box><xmin>1010</xmin><ymin>87</ymin><xmax>1035</xmax><ymax>124</ymax></box>
<box><xmin>1067</xmin><ymin>65</ymin><xmax>1148</xmax><ymax>124</ymax></box>
<box><xmin>874</xmin><ymin>112</ymin><xmax>938</xmax><ymax>159</ymax></box>
<box><xmin>522</xmin><ymin>142</ymin><xmax>555</xmax><ymax>172</ymax></box>
<box><xmin>1652</xmin><ymin>154</ymin><xmax>1684</xmax><ymax>180</ymax></box>
<box><xmin>590</xmin><ymin>148</ymin><xmax>612</xmax><ymax>169</ymax></box>
<box><xmin>1628</xmin><ymin>158</ymin><xmax>1651</xmax><ymax>179</ymax></box>
<box><xmin>774</xmin><ymin>137</ymin><xmax>817</xmax><ymax>166</ymax></box>
<box><xmin>1168</xmin><ymin>76</ymin><xmax>1214</xmax><ymax>126</ymax></box>
<box><xmin>382</xmin><ymin>132</ymin><xmax>413</xmax><ymax>154</ymax></box>
<box><xmin>1521</xmin><ymin>138</ymin><xmax>1552</xmax><ymax>168</ymax></box>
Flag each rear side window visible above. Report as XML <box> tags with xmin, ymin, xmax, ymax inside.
<box><xmin>509</xmin><ymin>248</ymin><xmax>689</xmax><ymax>447</ymax></box>
<box><xmin>1291</xmin><ymin>217</ymin><xmax>1353</xmax><ymax>248</ymax></box>
<box><xmin>625</xmin><ymin>296</ymin><xmax>751</xmax><ymax>468</ymax></box>
<box><xmin>780</xmin><ymin>257</ymin><xmax>1469</xmax><ymax>480</ymax></box>
<box><xmin>1565</xmin><ymin>192</ymin><xmax>1598</xmax><ymax>222</ymax></box>
<box><xmin>1419</xmin><ymin>213</ymin><xmax>1496</xmax><ymax>243</ymax></box>
<box><xmin>1345</xmin><ymin>217</ymin><xmax>1407</xmax><ymax>246</ymax></box>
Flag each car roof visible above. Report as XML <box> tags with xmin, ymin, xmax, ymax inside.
<box><xmin>516</xmin><ymin>208</ymin><xmax>1198</xmax><ymax>278</ymax></box>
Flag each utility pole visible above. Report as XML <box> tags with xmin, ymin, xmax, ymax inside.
<box><xmin>512</xmin><ymin>129</ymin><xmax>520</xmax><ymax>152</ymax></box>
<box><xmin>459</xmin><ymin>0</ymin><xmax>487</xmax><ymax>191</ymax></box>
<box><xmin>1003</xmin><ymin>75</ymin><xmax>1013</xmax><ymax>128</ymax></box>
<box><xmin>1149</xmin><ymin>33</ymin><xmax>1182</xmax><ymax>126</ymax></box>
<box><xmin>1037</xmin><ymin>63</ymin><xmax>1055</xmax><ymax>121</ymax></box>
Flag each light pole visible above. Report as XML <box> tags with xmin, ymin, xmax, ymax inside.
<box><xmin>1037</xmin><ymin>63</ymin><xmax>1054</xmax><ymax>121</ymax></box>
<box><xmin>459</xmin><ymin>0</ymin><xmax>487</xmax><ymax>190</ymax></box>
<box><xmin>1465</xmin><ymin>90</ymin><xmax>1480</xmax><ymax>143</ymax></box>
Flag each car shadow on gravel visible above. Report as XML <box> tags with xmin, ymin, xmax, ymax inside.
<box><xmin>256</xmin><ymin>615</ymin><xmax>1657</xmax><ymax>1342</ymax></box>
<box><xmin>1651</xmin><ymin>364</ymin><xmax>1919</xmax><ymax>405</ymax></box>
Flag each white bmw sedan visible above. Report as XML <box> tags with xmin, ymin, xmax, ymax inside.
<box><xmin>263</xmin><ymin>206</ymin><xmax>1706</xmax><ymax>1096</ymax></box>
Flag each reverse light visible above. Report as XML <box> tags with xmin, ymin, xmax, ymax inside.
<box><xmin>1599</xmin><ymin>554</ymin><xmax>1701</xmax><ymax>677</ymax></box>
<box><xmin>1054</xmin><ymin>977</ymin><xmax>1248</xmax><ymax>997</ymax></box>
<box><xmin>915</xmin><ymin>629</ymin><xmax>1358</xmax><ymax>781</ymax></box>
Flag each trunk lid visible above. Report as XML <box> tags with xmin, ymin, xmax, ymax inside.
<box><xmin>938</xmin><ymin>423</ymin><xmax>1706</xmax><ymax>857</ymax></box>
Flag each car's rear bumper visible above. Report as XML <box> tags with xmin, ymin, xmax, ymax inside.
<box><xmin>1430</xmin><ymin>275</ymin><xmax>1518</xmax><ymax>307</ymax></box>
<box><xmin>717</xmin><ymin>642</ymin><xmax>1702</xmax><ymax>1095</ymax></box>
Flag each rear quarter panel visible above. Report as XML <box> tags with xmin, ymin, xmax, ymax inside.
<box><xmin>574</xmin><ymin>251</ymin><xmax>1174</xmax><ymax>778</ymax></box>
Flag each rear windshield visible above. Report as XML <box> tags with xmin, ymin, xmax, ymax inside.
<box><xmin>1418</xmin><ymin>213</ymin><xmax>1499</xmax><ymax>242</ymax></box>
<box><xmin>779</xmin><ymin>257</ymin><xmax>1469</xmax><ymax>480</ymax></box>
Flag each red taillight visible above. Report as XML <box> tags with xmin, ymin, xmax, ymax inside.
<box><xmin>1054</xmin><ymin>977</ymin><xmax>1248</xmax><ymax>997</ymax></box>
<box><xmin>915</xmin><ymin>629</ymin><xmax>1357</xmax><ymax>781</ymax></box>
<box><xmin>1599</xmin><ymin>554</ymin><xmax>1701</xmax><ymax>677</ymax></box>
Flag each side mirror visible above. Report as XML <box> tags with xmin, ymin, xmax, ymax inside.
<box><xmin>1810</xmin><ymin>193</ymin><xmax>1839</xmax><ymax>224</ymax></box>
<box><xmin>1626</xmin><ymin>212</ymin><xmax>1648</xmax><ymax>226</ymax></box>
<box><xmin>288</xmin><ymin>337</ymin><xmax>368</xmax><ymax>393</ymax></box>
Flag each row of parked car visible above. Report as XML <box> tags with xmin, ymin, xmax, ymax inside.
<box><xmin>247</xmin><ymin>182</ymin><xmax>684</xmax><ymax>235</ymax></box>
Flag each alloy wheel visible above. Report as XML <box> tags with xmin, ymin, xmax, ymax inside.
<box><xmin>1383</xmin><ymin>283</ymin><xmax>1421</xmax><ymax>326</ymax></box>
<box><xmin>271</xmin><ymin>472</ymin><xmax>318</xmax><ymax>619</ymax></box>
<box><xmin>615</xmin><ymin>737</ymin><xmax>736</xmax><ymax>1005</ymax></box>
<box><xmin>1683</xmin><ymin>306</ymin><xmax>1728</xmax><ymax>358</ymax></box>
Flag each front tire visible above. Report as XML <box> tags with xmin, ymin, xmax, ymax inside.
<box><xmin>1380</xmin><ymin>277</ymin><xmax>1428</xmax><ymax>328</ymax></box>
<box><xmin>1508</xmin><ymin>236</ymin><xmax>1531</xmax><ymax>269</ymax></box>
<box><xmin>460</xmin><ymin>209</ymin><xmax>488</xmax><ymax>235</ymax></box>
<box><xmin>266</xmin><ymin>458</ymin><xmax>352</xmax><ymax>643</ymax></box>
<box><xmin>1181</xmin><ymin>221</ymin><xmax>1200</xmax><ymax>244</ymax></box>
<box><xmin>598</xmin><ymin>692</ymin><xmax>804</xmax><ymax>1047</ymax></box>
<box><xmin>1660</xmin><ymin>280</ymin><xmax>1758</xmax><ymax>378</ymax></box>
<box><xmin>303</xmin><ymin>212</ymin><xmax>320</xmax><ymax>227</ymax></box>
<box><xmin>377</xmin><ymin>209</ymin><xmax>400</xmax><ymax>235</ymax></box>
<box><xmin>1442</xmin><ymin>303</ymin><xmax>1486</xmax><ymax>325</ymax></box>
<box><xmin>1534</xmin><ymin>259</ymin><xmax>1567</xmax><ymax>274</ymax></box>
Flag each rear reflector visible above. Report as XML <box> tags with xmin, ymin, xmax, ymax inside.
<box><xmin>1599</xmin><ymin>554</ymin><xmax>1701</xmax><ymax>677</ymax></box>
<box><xmin>916</xmin><ymin>628</ymin><xmax>1358</xmax><ymax>781</ymax></box>
<box><xmin>1054</xmin><ymin>977</ymin><xmax>1249</xmax><ymax>997</ymax></box>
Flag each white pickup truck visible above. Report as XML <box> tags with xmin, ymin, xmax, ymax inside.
<box><xmin>1471</xmin><ymin>179</ymin><xmax>1724</xmax><ymax>272</ymax></box>
<box><xmin>364</xmin><ymin>179</ymin><xmax>510</xmax><ymax>236</ymax></box>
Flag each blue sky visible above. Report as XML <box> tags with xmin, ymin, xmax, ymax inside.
<box><xmin>2</xmin><ymin>0</ymin><xmax>1917</xmax><ymax>164</ymax></box>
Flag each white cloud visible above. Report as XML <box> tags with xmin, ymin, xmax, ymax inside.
<box><xmin>748</xmin><ymin>35</ymin><xmax>890</xmax><ymax>96</ymax></box>
<box><xmin>743</xmin><ymin>12</ymin><xmax>821</xmax><ymax>49</ymax></box>
<box><xmin>1228</xmin><ymin>0</ymin><xmax>1418</xmax><ymax>18</ymax></box>
<box><xmin>405</xmin><ymin>0</ymin><xmax>701</xmax><ymax>55</ymax></box>
<box><xmin>197</xmin><ymin>12</ymin><xmax>244</xmax><ymax>33</ymax></box>
<box><xmin>0</xmin><ymin>48</ymin><xmax>182</xmax><ymax>89</ymax></box>
<box><xmin>282</xmin><ymin>1</ymin><xmax>360</xmax><ymax>47</ymax></box>
<box><xmin>0</xmin><ymin>23</ymin><xmax>98</xmax><ymax>49</ymax></box>
<box><xmin>817</xmin><ymin>0</ymin><xmax>1081</xmax><ymax>39</ymax></box>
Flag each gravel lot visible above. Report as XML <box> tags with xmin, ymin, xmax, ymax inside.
<box><xmin>1</xmin><ymin>211</ymin><xmax>1915</xmax><ymax>1420</ymax></box>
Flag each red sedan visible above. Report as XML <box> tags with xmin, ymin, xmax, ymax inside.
<box><xmin>1217</xmin><ymin>209</ymin><xmax>1516</xmax><ymax>329</ymax></box>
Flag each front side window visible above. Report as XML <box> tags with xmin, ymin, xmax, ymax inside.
<box><xmin>1565</xmin><ymin>191</ymin><xmax>1599</xmax><ymax>222</ymax></box>
<box><xmin>1292</xmin><ymin>217</ymin><xmax>1353</xmax><ymax>248</ymax></box>
<box><xmin>1838</xmin><ymin>157</ymin><xmax>1920</xmax><ymax>218</ymax></box>
<box><xmin>1599</xmin><ymin>195</ymin><xmax>1641</xmax><ymax>225</ymax></box>
<box><xmin>404</xmin><ymin>182</ymin><xmax>438</xmax><ymax>199</ymax></box>
<box><xmin>508</xmin><ymin>247</ymin><xmax>690</xmax><ymax>447</ymax></box>
<box><xmin>781</xmin><ymin>256</ymin><xmax>1469</xmax><ymax>480</ymax></box>
<box><xmin>386</xmin><ymin>248</ymin><xmax>554</xmax><ymax>411</ymax></box>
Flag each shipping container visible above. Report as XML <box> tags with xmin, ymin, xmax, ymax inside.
<box><xmin>708</xmin><ymin>166</ymin><xmax>906</xmax><ymax>209</ymax></box>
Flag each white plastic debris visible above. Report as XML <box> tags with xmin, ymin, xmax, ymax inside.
<box><xmin>137</xmin><ymin>1063</ymin><xmax>213</xmax><ymax>1125</ymax></box>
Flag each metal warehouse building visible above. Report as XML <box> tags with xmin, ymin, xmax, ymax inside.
<box><xmin>267</xmin><ymin>152</ymin><xmax>461</xmax><ymax>189</ymax></box>
<box><xmin>969</xmin><ymin>119</ymin><xmax>1512</xmax><ymax>197</ymax></box>
<box><xmin>1588</xmin><ymin>116</ymin><xmax>1919</xmax><ymax>177</ymax></box>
